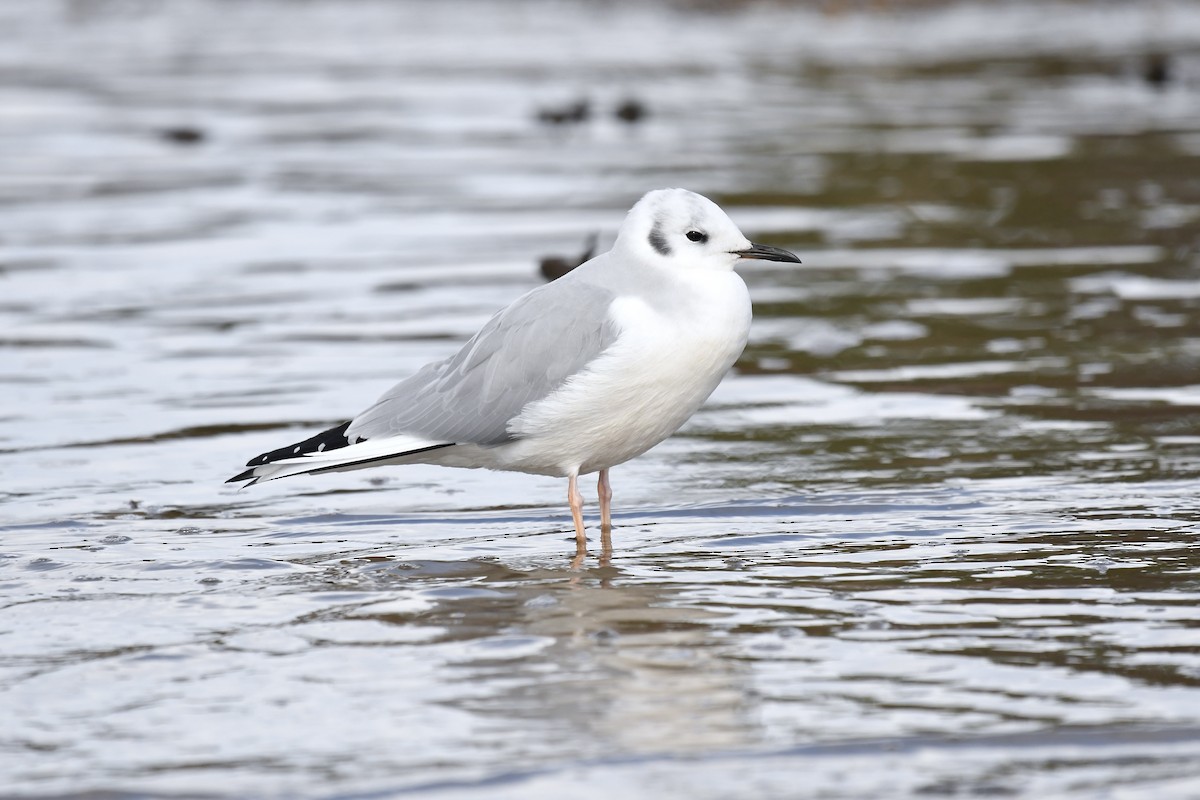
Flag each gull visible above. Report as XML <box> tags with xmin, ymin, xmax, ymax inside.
<box><xmin>227</xmin><ymin>189</ymin><xmax>799</xmax><ymax>556</ymax></box>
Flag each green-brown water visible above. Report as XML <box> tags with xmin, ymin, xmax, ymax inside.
<box><xmin>3</xmin><ymin>1</ymin><xmax>1200</xmax><ymax>797</ymax></box>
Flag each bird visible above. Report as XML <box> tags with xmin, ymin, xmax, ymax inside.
<box><xmin>227</xmin><ymin>189</ymin><xmax>800</xmax><ymax>558</ymax></box>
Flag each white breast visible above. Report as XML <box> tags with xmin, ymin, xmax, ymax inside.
<box><xmin>502</xmin><ymin>271</ymin><xmax>752</xmax><ymax>477</ymax></box>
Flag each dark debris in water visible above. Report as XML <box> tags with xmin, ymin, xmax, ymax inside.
<box><xmin>535</xmin><ymin>98</ymin><xmax>590</xmax><ymax>125</ymax></box>
<box><xmin>538</xmin><ymin>232</ymin><xmax>598</xmax><ymax>282</ymax></box>
<box><xmin>614</xmin><ymin>97</ymin><xmax>648</xmax><ymax>124</ymax></box>
<box><xmin>159</xmin><ymin>126</ymin><xmax>207</xmax><ymax>145</ymax></box>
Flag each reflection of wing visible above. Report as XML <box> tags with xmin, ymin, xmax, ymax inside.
<box><xmin>346</xmin><ymin>277</ymin><xmax>619</xmax><ymax>446</ymax></box>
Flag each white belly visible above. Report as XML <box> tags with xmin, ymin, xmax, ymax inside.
<box><xmin>493</xmin><ymin>273</ymin><xmax>752</xmax><ymax>477</ymax></box>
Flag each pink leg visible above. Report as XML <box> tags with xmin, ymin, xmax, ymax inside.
<box><xmin>598</xmin><ymin>468</ymin><xmax>613</xmax><ymax>532</ymax></box>
<box><xmin>568</xmin><ymin>472</ymin><xmax>586</xmax><ymax>547</ymax></box>
<box><xmin>568</xmin><ymin>473</ymin><xmax>587</xmax><ymax>569</ymax></box>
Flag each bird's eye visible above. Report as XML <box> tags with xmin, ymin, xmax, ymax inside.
<box><xmin>686</xmin><ymin>230</ymin><xmax>708</xmax><ymax>243</ymax></box>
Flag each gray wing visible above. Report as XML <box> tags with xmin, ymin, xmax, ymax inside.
<box><xmin>345</xmin><ymin>278</ymin><xmax>619</xmax><ymax>446</ymax></box>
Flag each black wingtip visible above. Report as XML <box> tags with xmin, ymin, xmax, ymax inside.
<box><xmin>245</xmin><ymin>420</ymin><xmax>354</xmax><ymax>467</ymax></box>
<box><xmin>228</xmin><ymin>420</ymin><xmax>355</xmax><ymax>487</ymax></box>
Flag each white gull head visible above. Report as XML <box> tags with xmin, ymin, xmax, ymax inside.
<box><xmin>612</xmin><ymin>188</ymin><xmax>801</xmax><ymax>273</ymax></box>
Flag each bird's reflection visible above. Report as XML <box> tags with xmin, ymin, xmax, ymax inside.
<box><xmin>344</xmin><ymin>540</ymin><xmax>758</xmax><ymax>755</ymax></box>
<box><xmin>570</xmin><ymin>525</ymin><xmax>613</xmax><ymax>572</ymax></box>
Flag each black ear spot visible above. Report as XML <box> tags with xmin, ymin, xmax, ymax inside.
<box><xmin>686</xmin><ymin>230</ymin><xmax>708</xmax><ymax>243</ymax></box>
<box><xmin>648</xmin><ymin>224</ymin><xmax>671</xmax><ymax>256</ymax></box>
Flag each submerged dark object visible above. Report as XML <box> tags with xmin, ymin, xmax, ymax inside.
<box><xmin>160</xmin><ymin>126</ymin><xmax>206</xmax><ymax>145</ymax></box>
<box><xmin>614</xmin><ymin>98</ymin><xmax>648</xmax><ymax>124</ymax></box>
<box><xmin>1144</xmin><ymin>53</ymin><xmax>1170</xmax><ymax>89</ymax></box>
<box><xmin>539</xmin><ymin>232</ymin><xmax>599</xmax><ymax>282</ymax></box>
<box><xmin>536</xmin><ymin>99</ymin><xmax>590</xmax><ymax>125</ymax></box>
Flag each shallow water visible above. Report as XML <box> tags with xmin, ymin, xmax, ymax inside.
<box><xmin>4</xmin><ymin>1</ymin><xmax>1200</xmax><ymax>797</ymax></box>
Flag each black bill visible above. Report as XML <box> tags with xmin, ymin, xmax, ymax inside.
<box><xmin>733</xmin><ymin>242</ymin><xmax>801</xmax><ymax>263</ymax></box>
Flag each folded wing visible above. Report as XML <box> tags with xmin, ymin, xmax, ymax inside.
<box><xmin>346</xmin><ymin>277</ymin><xmax>618</xmax><ymax>445</ymax></box>
<box><xmin>228</xmin><ymin>275</ymin><xmax>619</xmax><ymax>484</ymax></box>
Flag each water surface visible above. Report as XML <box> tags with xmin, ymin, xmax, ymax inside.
<box><xmin>3</xmin><ymin>1</ymin><xmax>1200</xmax><ymax>797</ymax></box>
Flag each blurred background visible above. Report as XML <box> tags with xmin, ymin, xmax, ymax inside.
<box><xmin>3</xmin><ymin>0</ymin><xmax>1200</xmax><ymax>798</ymax></box>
